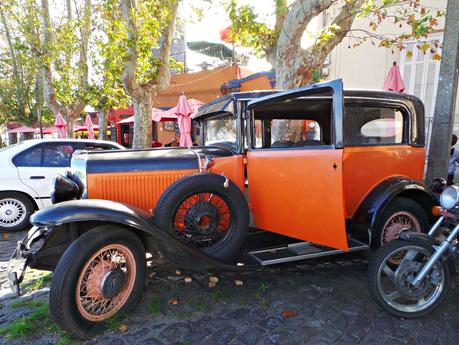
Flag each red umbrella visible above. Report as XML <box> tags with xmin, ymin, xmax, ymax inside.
<box><xmin>84</xmin><ymin>115</ymin><xmax>95</xmax><ymax>139</ymax></box>
<box><xmin>383</xmin><ymin>62</ymin><xmax>405</xmax><ymax>92</ymax></box>
<box><xmin>175</xmin><ymin>95</ymin><xmax>193</xmax><ymax>147</ymax></box>
<box><xmin>54</xmin><ymin>112</ymin><xmax>67</xmax><ymax>138</ymax></box>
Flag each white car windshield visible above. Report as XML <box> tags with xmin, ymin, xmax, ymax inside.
<box><xmin>204</xmin><ymin>114</ymin><xmax>237</xmax><ymax>146</ymax></box>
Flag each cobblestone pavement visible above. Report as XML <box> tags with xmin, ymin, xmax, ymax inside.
<box><xmin>0</xmin><ymin>232</ymin><xmax>458</xmax><ymax>345</ymax></box>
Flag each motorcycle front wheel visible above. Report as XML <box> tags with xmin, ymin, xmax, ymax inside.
<box><xmin>368</xmin><ymin>239</ymin><xmax>451</xmax><ymax>318</ymax></box>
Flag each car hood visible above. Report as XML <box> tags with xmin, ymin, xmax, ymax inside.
<box><xmin>73</xmin><ymin>146</ymin><xmax>235</xmax><ymax>174</ymax></box>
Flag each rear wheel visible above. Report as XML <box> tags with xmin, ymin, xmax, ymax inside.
<box><xmin>49</xmin><ymin>226</ymin><xmax>146</xmax><ymax>339</ymax></box>
<box><xmin>0</xmin><ymin>192</ymin><xmax>34</xmax><ymax>232</ymax></box>
<box><xmin>155</xmin><ymin>173</ymin><xmax>249</xmax><ymax>261</ymax></box>
<box><xmin>374</xmin><ymin>197</ymin><xmax>428</xmax><ymax>248</ymax></box>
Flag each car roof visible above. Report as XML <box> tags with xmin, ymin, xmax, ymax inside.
<box><xmin>0</xmin><ymin>139</ymin><xmax>124</xmax><ymax>156</ymax></box>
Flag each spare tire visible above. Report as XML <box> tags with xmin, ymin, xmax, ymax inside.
<box><xmin>154</xmin><ymin>173</ymin><xmax>249</xmax><ymax>261</ymax></box>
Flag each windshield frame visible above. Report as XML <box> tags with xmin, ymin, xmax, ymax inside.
<box><xmin>201</xmin><ymin>108</ymin><xmax>241</xmax><ymax>153</ymax></box>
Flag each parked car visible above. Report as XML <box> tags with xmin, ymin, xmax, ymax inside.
<box><xmin>0</xmin><ymin>139</ymin><xmax>124</xmax><ymax>232</ymax></box>
<box><xmin>8</xmin><ymin>80</ymin><xmax>437</xmax><ymax>338</ymax></box>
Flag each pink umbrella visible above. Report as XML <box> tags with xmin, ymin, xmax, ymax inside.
<box><xmin>84</xmin><ymin>115</ymin><xmax>95</xmax><ymax>139</ymax></box>
<box><xmin>175</xmin><ymin>95</ymin><xmax>193</xmax><ymax>147</ymax></box>
<box><xmin>383</xmin><ymin>62</ymin><xmax>405</xmax><ymax>92</ymax></box>
<box><xmin>54</xmin><ymin>112</ymin><xmax>67</xmax><ymax>138</ymax></box>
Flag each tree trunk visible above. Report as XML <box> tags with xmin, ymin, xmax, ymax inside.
<box><xmin>425</xmin><ymin>0</ymin><xmax>459</xmax><ymax>183</ymax></box>
<box><xmin>98</xmin><ymin>108</ymin><xmax>108</xmax><ymax>140</ymax></box>
<box><xmin>132</xmin><ymin>90</ymin><xmax>153</xmax><ymax>148</ymax></box>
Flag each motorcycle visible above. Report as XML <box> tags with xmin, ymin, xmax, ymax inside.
<box><xmin>368</xmin><ymin>182</ymin><xmax>459</xmax><ymax>318</ymax></box>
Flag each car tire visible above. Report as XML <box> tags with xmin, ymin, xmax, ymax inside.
<box><xmin>154</xmin><ymin>173</ymin><xmax>249</xmax><ymax>261</ymax></box>
<box><xmin>0</xmin><ymin>192</ymin><xmax>34</xmax><ymax>232</ymax></box>
<box><xmin>373</xmin><ymin>197</ymin><xmax>429</xmax><ymax>248</ymax></box>
<box><xmin>49</xmin><ymin>226</ymin><xmax>146</xmax><ymax>339</ymax></box>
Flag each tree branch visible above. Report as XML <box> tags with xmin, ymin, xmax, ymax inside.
<box><xmin>120</xmin><ymin>0</ymin><xmax>141</xmax><ymax>97</ymax></box>
<box><xmin>154</xmin><ymin>0</ymin><xmax>180</xmax><ymax>92</ymax></box>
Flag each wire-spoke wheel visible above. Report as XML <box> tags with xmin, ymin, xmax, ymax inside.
<box><xmin>0</xmin><ymin>192</ymin><xmax>34</xmax><ymax>232</ymax></box>
<box><xmin>173</xmin><ymin>192</ymin><xmax>232</xmax><ymax>248</ymax></box>
<box><xmin>76</xmin><ymin>244</ymin><xmax>137</xmax><ymax>322</ymax></box>
<box><xmin>155</xmin><ymin>173</ymin><xmax>249</xmax><ymax>261</ymax></box>
<box><xmin>373</xmin><ymin>197</ymin><xmax>428</xmax><ymax>250</ymax></box>
<box><xmin>381</xmin><ymin>211</ymin><xmax>421</xmax><ymax>246</ymax></box>
<box><xmin>50</xmin><ymin>226</ymin><xmax>146</xmax><ymax>339</ymax></box>
<box><xmin>368</xmin><ymin>239</ymin><xmax>450</xmax><ymax>318</ymax></box>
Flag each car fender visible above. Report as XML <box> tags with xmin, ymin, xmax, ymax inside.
<box><xmin>29</xmin><ymin>199</ymin><xmax>245</xmax><ymax>271</ymax></box>
<box><xmin>351</xmin><ymin>177</ymin><xmax>437</xmax><ymax>245</ymax></box>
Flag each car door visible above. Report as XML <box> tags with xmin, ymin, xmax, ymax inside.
<box><xmin>246</xmin><ymin>80</ymin><xmax>348</xmax><ymax>250</ymax></box>
<box><xmin>15</xmin><ymin>143</ymin><xmax>76</xmax><ymax>205</ymax></box>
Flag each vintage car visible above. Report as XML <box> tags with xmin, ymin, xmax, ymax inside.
<box><xmin>8</xmin><ymin>80</ymin><xmax>436</xmax><ymax>338</ymax></box>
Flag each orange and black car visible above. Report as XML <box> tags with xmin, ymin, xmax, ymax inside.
<box><xmin>8</xmin><ymin>79</ymin><xmax>436</xmax><ymax>338</ymax></box>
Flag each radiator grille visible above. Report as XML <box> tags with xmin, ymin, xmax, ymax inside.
<box><xmin>87</xmin><ymin>170</ymin><xmax>195</xmax><ymax>212</ymax></box>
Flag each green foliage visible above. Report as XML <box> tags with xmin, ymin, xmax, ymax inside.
<box><xmin>148</xmin><ymin>296</ymin><xmax>163</xmax><ymax>315</ymax></box>
<box><xmin>226</xmin><ymin>0</ymin><xmax>278</xmax><ymax>57</ymax></box>
<box><xmin>0</xmin><ymin>300</ymin><xmax>57</xmax><ymax>340</ymax></box>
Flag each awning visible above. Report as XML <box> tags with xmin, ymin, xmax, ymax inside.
<box><xmin>7</xmin><ymin>126</ymin><xmax>36</xmax><ymax>134</ymax></box>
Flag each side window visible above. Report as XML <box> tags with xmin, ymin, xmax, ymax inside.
<box><xmin>79</xmin><ymin>143</ymin><xmax>118</xmax><ymax>151</ymax></box>
<box><xmin>13</xmin><ymin>145</ymin><xmax>42</xmax><ymax>167</ymax></box>
<box><xmin>42</xmin><ymin>144</ymin><xmax>75</xmax><ymax>167</ymax></box>
<box><xmin>344</xmin><ymin>106</ymin><xmax>406</xmax><ymax>146</ymax></box>
<box><xmin>252</xmin><ymin>99</ymin><xmax>331</xmax><ymax>149</ymax></box>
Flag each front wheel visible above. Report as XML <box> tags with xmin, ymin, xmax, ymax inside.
<box><xmin>49</xmin><ymin>226</ymin><xmax>146</xmax><ymax>339</ymax></box>
<box><xmin>367</xmin><ymin>239</ymin><xmax>451</xmax><ymax>318</ymax></box>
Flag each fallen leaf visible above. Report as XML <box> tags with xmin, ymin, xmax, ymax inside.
<box><xmin>148</xmin><ymin>272</ymin><xmax>157</xmax><ymax>279</ymax></box>
<box><xmin>118</xmin><ymin>324</ymin><xmax>128</xmax><ymax>333</ymax></box>
<box><xmin>175</xmin><ymin>270</ymin><xmax>182</xmax><ymax>276</ymax></box>
<box><xmin>184</xmin><ymin>276</ymin><xmax>193</xmax><ymax>283</ymax></box>
<box><xmin>2</xmin><ymin>233</ymin><xmax>9</xmax><ymax>240</ymax></box>
<box><xmin>234</xmin><ymin>279</ymin><xmax>244</xmax><ymax>286</ymax></box>
<box><xmin>281</xmin><ymin>310</ymin><xmax>297</xmax><ymax>318</ymax></box>
<box><xmin>209</xmin><ymin>276</ymin><xmax>219</xmax><ymax>283</ymax></box>
<box><xmin>208</xmin><ymin>281</ymin><xmax>216</xmax><ymax>288</ymax></box>
<box><xmin>168</xmin><ymin>297</ymin><xmax>179</xmax><ymax>305</ymax></box>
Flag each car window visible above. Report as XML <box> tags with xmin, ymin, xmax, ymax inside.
<box><xmin>344</xmin><ymin>106</ymin><xmax>406</xmax><ymax>146</ymax></box>
<box><xmin>78</xmin><ymin>143</ymin><xmax>119</xmax><ymax>151</ymax></box>
<box><xmin>204</xmin><ymin>114</ymin><xmax>237</xmax><ymax>146</ymax></box>
<box><xmin>42</xmin><ymin>144</ymin><xmax>75</xmax><ymax>167</ymax></box>
<box><xmin>13</xmin><ymin>145</ymin><xmax>42</xmax><ymax>167</ymax></box>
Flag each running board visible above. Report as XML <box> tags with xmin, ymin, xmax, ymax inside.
<box><xmin>248</xmin><ymin>238</ymin><xmax>368</xmax><ymax>266</ymax></box>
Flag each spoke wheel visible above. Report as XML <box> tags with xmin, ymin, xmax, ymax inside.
<box><xmin>76</xmin><ymin>244</ymin><xmax>136</xmax><ymax>322</ymax></box>
<box><xmin>381</xmin><ymin>211</ymin><xmax>421</xmax><ymax>245</ymax></box>
<box><xmin>173</xmin><ymin>192</ymin><xmax>231</xmax><ymax>248</ymax></box>
<box><xmin>368</xmin><ymin>239</ymin><xmax>450</xmax><ymax>318</ymax></box>
<box><xmin>49</xmin><ymin>226</ymin><xmax>146</xmax><ymax>339</ymax></box>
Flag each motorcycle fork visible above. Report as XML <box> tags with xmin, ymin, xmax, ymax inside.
<box><xmin>412</xmin><ymin>220</ymin><xmax>459</xmax><ymax>287</ymax></box>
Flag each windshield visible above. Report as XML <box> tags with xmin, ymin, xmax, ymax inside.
<box><xmin>204</xmin><ymin>114</ymin><xmax>237</xmax><ymax>146</ymax></box>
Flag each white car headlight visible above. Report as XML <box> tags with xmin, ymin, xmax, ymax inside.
<box><xmin>439</xmin><ymin>185</ymin><xmax>459</xmax><ymax>210</ymax></box>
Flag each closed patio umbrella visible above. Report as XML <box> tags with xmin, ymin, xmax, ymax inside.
<box><xmin>383</xmin><ymin>62</ymin><xmax>405</xmax><ymax>92</ymax></box>
<box><xmin>84</xmin><ymin>115</ymin><xmax>95</xmax><ymax>139</ymax></box>
<box><xmin>175</xmin><ymin>95</ymin><xmax>193</xmax><ymax>148</ymax></box>
<box><xmin>54</xmin><ymin>112</ymin><xmax>67</xmax><ymax>138</ymax></box>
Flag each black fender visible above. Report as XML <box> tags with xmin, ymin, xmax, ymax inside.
<box><xmin>397</xmin><ymin>232</ymin><xmax>456</xmax><ymax>278</ymax></box>
<box><xmin>350</xmin><ymin>177</ymin><xmax>437</xmax><ymax>245</ymax></box>
<box><xmin>29</xmin><ymin>199</ymin><xmax>248</xmax><ymax>271</ymax></box>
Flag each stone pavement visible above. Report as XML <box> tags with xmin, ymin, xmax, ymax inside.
<box><xmin>0</xmin><ymin>232</ymin><xmax>458</xmax><ymax>345</ymax></box>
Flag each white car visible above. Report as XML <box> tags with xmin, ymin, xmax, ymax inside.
<box><xmin>0</xmin><ymin>139</ymin><xmax>124</xmax><ymax>232</ymax></box>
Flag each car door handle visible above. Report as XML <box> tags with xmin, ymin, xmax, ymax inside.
<box><xmin>30</xmin><ymin>176</ymin><xmax>45</xmax><ymax>180</ymax></box>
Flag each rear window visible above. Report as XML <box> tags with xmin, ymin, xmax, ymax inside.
<box><xmin>344</xmin><ymin>106</ymin><xmax>407</xmax><ymax>146</ymax></box>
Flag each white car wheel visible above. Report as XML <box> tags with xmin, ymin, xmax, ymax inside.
<box><xmin>0</xmin><ymin>193</ymin><xmax>34</xmax><ymax>232</ymax></box>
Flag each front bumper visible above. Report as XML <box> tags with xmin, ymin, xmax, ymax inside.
<box><xmin>7</xmin><ymin>226</ymin><xmax>48</xmax><ymax>295</ymax></box>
